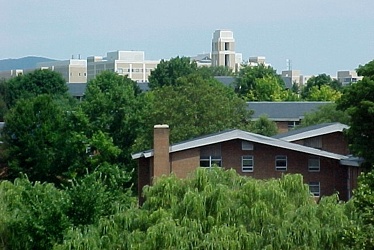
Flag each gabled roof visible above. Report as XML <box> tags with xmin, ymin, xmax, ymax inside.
<box><xmin>248</xmin><ymin>101</ymin><xmax>332</xmax><ymax>121</ymax></box>
<box><xmin>132</xmin><ymin>129</ymin><xmax>348</xmax><ymax>161</ymax></box>
<box><xmin>273</xmin><ymin>123</ymin><xmax>349</xmax><ymax>141</ymax></box>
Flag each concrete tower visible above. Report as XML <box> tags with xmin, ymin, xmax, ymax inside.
<box><xmin>211</xmin><ymin>30</ymin><xmax>236</xmax><ymax>70</ymax></box>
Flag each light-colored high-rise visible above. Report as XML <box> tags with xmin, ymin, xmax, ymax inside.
<box><xmin>211</xmin><ymin>30</ymin><xmax>236</xmax><ymax>70</ymax></box>
<box><xmin>87</xmin><ymin>51</ymin><xmax>159</xmax><ymax>82</ymax></box>
<box><xmin>337</xmin><ymin>70</ymin><xmax>362</xmax><ymax>86</ymax></box>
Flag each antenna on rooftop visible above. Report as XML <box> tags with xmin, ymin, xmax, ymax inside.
<box><xmin>286</xmin><ymin>59</ymin><xmax>292</xmax><ymax>71</ymax></box>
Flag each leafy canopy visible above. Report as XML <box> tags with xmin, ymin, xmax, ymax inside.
<box><xmin>148</xmin><ymin>56</ymin><xmax>198</xmax><ymax>89</ymax></box>
<box><xmin>2</xmin><ymin>69</ymin><xmax>69</xmax><ymax>109</ymax></box>
<box><xmin>55</xmin><ymin>168</ymin><xmax>351</xmax><ymax>250</ymax></box>
<box><xmin>136</xmin><ymin>74</ymin><xmax>252</xmax><ymax>149</ymax></box>
<box><xmin>337</xmin><ymin>60</ymin><xmax>374</xmax><ymax>165</ymax></box>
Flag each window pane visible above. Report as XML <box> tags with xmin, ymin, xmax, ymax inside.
<box><xmin>242</xmin><ymin>155</ymin><xmax>254</xmax><ymax>172</ymax></box>
<box><xmin>275</xmin><ymin>156</ymin><xmax>287</xmax><ymax>171</ymax></box>
<box><xmin>309</xmin><ymin>182</ymin><xmax>320</xmax><ymax>196</ymax></box>
<box><xmin>308</xmin><ymin>158</ymin><xmax>320</xmax><ymax>172</ymax></box>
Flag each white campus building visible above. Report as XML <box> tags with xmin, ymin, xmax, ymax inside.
<box><xmin>87</xmin><ymin>51</ymin><xmax>160</xmax><ymax>82</ymax></box>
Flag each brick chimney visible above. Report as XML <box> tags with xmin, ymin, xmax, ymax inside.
<box><xmin>153</xmin><ymin>124</ymin><xmax>170</xmax><ymax>178</ymax></box>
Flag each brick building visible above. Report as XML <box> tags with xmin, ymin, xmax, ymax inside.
<box><xmin>132</xmin><ymin>123</ymin><xmax>362</xmax><ymax>202</ymax></box>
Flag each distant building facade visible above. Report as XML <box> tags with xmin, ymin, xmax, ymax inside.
<box><xmin>337</xmin><ymin>70</ymin><xmax>362</xmax><ymax>86</ymax></box>
<box><xmin>211</xmin><ymin>30</ymin><xmax>242</xmax><ymax>71</ymax></box>
<box><xmin>281</xmin><ymin>70</ymin><xmax>311</xmax><ymax>89</ymax></box>
<box><xmin>87</xmin><ymin>51</ymin><xmax>159</xmax><ymax>83</ymax></box>
<box><xmin>37</xmin><ymin>59</ymin><xmax>87</xmax><ymax>83</ymax></box>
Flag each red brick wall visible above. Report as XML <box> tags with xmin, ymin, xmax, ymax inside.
<box><xmin>214</xmin><ymin>139</ymin><xmax>349</xmax><ymax>200</ymax></box>
<box><xmin>171</xmin><ymin>148</ymin><xmax>200</xmax><ymax>178</ymax></box>
<box><xmin>138</xmin><ymin>137</ymin><xmax>353</xmax><ymax>202</ymax></box>
<box><xmin>153</xmin><ymin>125</ymin><xmax>170</xmax><ymax>177</ymax></box>
<box><xmin>138</xmin><ymin>157</ymin><xmax>151</xmax><ymax>204</ymax></box>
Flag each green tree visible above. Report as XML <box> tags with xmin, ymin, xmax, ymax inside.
<box><xmin>250</xmin><ymin>115</ymin><xmax>278</xmax><ymax>136</ymax></box>
<box><xmin>306</xmin><ymin>85</ymin><xmax>342</xmax><ymax>101</ymax></box>
<box><xmin>302</xmin><ymin>74</ymin><xmax>342</xmax><ymax>99</ymax></box>
<box><xmin>80</xmin><ymin>71</ymin><xmax>143</xmax><ymax>165</ymax></box>
<box><xmin>0</xmin><ymin>166</ymin><xmax>134</xmax><ymax>250</ymax></box>
<box><xmin>55</xmin><ymin>168</ymin><xmax>351</xmax><ymax>249</ymax></box>
<box><xmin>148</xmin><ymin>56</ymin><xmax>198</xmax><ymax>89</ymax></box>
<box><xmin>246</xmin><ymin>76</ymin><xmax>294</xmax><ymax>101</ymax></box>
<box><xmin>357</xmin><ymin>60</ymin><xmax>374</xmax><ymax>79</ymax></box>
<box><xmin>337</xmin><ymin>60</ymin><xmax>374</xmax><ymax>165</ymax></box>
<box><xmin>136</xmin><ymin>74</ymin><xmax>252</xmax><ymax>149</ymax></box>
<box><xmin>197</xmin><ymin>65</ymin><xmax>234</xmax><ymax>77</ymax></box>
<box><xmin>234</xmin><ymin>64</ymin><xmax>284</xmax><ymax>99</ymax></box>
<box><xmin>0</xmin><ymin>177</ymin><xmax>71</xmax><ymax>250</ymax></box>
<box><xmin>2</xmin><ymin>69</ymin><xmax>69</xmax><ymax>109</ymax></box>
<box><xmin>2</xmin><ymin>94</ymin><xmax>121</xmax><ymax>183</ymax></box>
<box><xmin>299</xmin><ymin>103</ymin><xmax>350</xmax><ymax>127</ymax></box>
<box><xmin>341</xmin><ymin>170</ymin><xmax>374</xmax><ymax>249</ymax></box>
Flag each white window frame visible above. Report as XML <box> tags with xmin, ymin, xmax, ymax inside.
<box><xmin>275</xmin><ymin>155</ymin><xmax>287</xmax><ymax>171</ymax></box>
<box><xmin>242</xmin><ymin>155</ymin><xmax>254</xmax><ymax>172</ymax></box>
<box><xmin>308</xmin><ymin>158</ymin><xmax>320</xmax><ymax>172</ymax></box>
<box><xmin>309</xmin><ymin>182</ymin><xmax>320</xmax><ymax>196</ymax></box>
<box><xmin>242</xmin><ymin>141</ymin><xmax>253</xmax><ymax>150</ymax></box>
<box><xmin>200</xmin><ymin>156</ymin><xmax>222</xmax><ymax>168</ymax></box>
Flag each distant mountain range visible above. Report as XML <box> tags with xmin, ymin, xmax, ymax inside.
<box><xmin>0</xmin><ymin>56</ymin><xmax>57</xmax><ymax>71</ymax></box>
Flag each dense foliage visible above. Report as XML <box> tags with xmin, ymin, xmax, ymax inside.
<box><xmin>53</xmin><ymin>168</ymin><xmax>352</xmax><ymax>249</ymax></box>
<box><xmin>337</xmin><ymin>60</ymin><xmax>374</xmax><ymax>165</ymax></box>
<box><xmin>298</xmin><ymin>103</ymin><xmax>350</xmax><ymax>128</ymax></box>
<box><xmin>135</xmin><ymin>74</ymin><xmax>252</xmax><ymax>149</ymax></box>
<box><xmin>2</xmin><ymin>69</ymin><xmax>69</xmax><ymax>109</ymax></box>
<box><xmin>80</xmin><ymin>71</ymin><xmax>144</xmax><ymax>168</ymax></box>
<box><xmin>148</xmin><ymin>56</ymin><xmax>198</xmax><ymax>89</ymax></box>
<box><xmin>0</xmin><ymin>165</ymin><xmax>133</xmax><ymax>250</ymax></box>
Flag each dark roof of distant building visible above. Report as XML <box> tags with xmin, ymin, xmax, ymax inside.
<box><xmin>214</xmin><ymin>76</ymin><xmax>235</xmax><ymax>87</ymax></box>
<box><xmin>67</xmin><ymin>83</ymin><xmax>86</xmax><ymax>97</ymax></box>
<box><xmin>248</xmin><ymin>101</ymin><xmax>332</xmax><ymax>121</ymax></box>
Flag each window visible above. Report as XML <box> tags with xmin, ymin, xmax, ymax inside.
<box><xmin>275</xmin><ymin>155</ymin><xmax>287</xmax><ymax>171</ymax></box>
<box><xmin>309</xmin><ymin>182</ymin><xmax>320</xmax><ymax>196</ymax></box>
<box><xmin>225</xmin><ymin>42</ymin><xmax>230</xmax><ymax>50</ymax></box>
<box><xmin>242</xmin><ymin>156</ymin><xmax>254</xmax><ymax>172</ymax></box>
<box><xmin>200</xmin><ymin>144</ymin><xmax>222</xmax><ymax>168</ymax></box>
<box><xmin>308</xmin><ymin>158</ymin><xmax>320</xmax><ymax>172</ymax></box>
<box><xmin>200</xmin><ymin>156</ymin><xmax>222</xmax><ymax>168</ymax></box>
<box><xmin>242</xmin><ymin>141</ymin><xmax>253</xmax><ymax>150</ymax></box>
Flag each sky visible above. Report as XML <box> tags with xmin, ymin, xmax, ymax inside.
<box><xmin>1</xmin><ymin>0</ymin><xmax>374</xmax><ymax>76</ymax></box>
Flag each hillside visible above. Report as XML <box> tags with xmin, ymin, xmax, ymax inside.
<box><xmin>0</xmin><ymin>56</ymin><xmax>56</xmax><ymax>71</ymax></box>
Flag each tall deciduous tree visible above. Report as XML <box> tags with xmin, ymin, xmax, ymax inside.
<box><xmin>306</xmin><ymin>85</ymin><xmax>342</xmax><ymax>101</ymax></box>
<box><xmin>302</xmin><ymin>73</ymin><xmax>341</xmax><ymax>99</ymax></box>
<box><xmin>135</xmin><ymin>74</ymin><xmax>252</xmax><ymax>149</ymax></box>
<box><xmin>234</xmin><ymin>64</ymin><xmax>285</xmax><ymax>99</ymax></box>
<box><xmin>337</xmin><ymin>60</ymin><xmax>374</xmax><ymax>165</ymax></box>
<box><xmin>299</xmin><ymin>103</ymin><xmax>350</xmax><ymax>127</ymax></box>
<box><xmin>54</xmin><ymin>168</ymin><xmax>351</xmax><ymax>249</ymax></box>
<box><xmin>2</xmin><ymin>69</ymin><xmax>69</xmax><ymax>108</ymax></box>
<box><xmin>148</xmin><ymin>56</ymin><xmax>198</xmax><ymax>89</ymax></box>
<box><xmin>250</xmin><ymin>115</ymin><xmax>278</xmax><ymax>136</ymax></box>
<box><xmin>2</xmin><ymin>94</ymin><xmax>121</xmax><ymax>184</ymax></box>
<box><xmin>80</xmin><ymin>71</ymin><xmax>144</xmax><ymax>167</ymax></box>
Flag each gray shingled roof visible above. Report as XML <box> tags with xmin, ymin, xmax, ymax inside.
<box><xmin>132</xmin><ymin>129</ymin><xmax>348</xmax><ymax>162</ymax></box>
<box><xmin>67</xmin><ymin>83</ymin><xmax>86</xmax><ymax>97</ymax></box>
<box><xmin>248</xmin><ymin>101</ymin><xmax>332</xmax><ymax>121</ymax></box>
<box><xmin>273</xmin><ymin>122</ymin><xmax>349</xmax><ymax>141</ymax></box>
